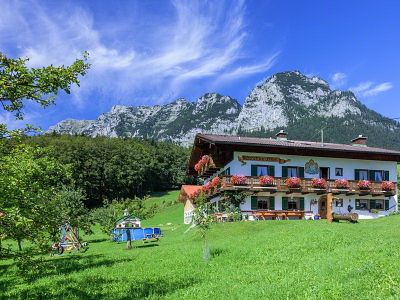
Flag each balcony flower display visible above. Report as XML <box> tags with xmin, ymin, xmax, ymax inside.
<box><xmin>194</xmin><ymin>155</ymin><xmax>215</xmax><ymax>174</ymax></box>
<box><xmin>259</xmin><ymin>175</ymin><xmax>275</xmax><ymax>186</ymax></box>
<box><xmin>334</xmin><ymin>179</ymin><xmax>349</xmax><ymax>189</ymax></box>
<box><xmin>211</xmin><ymin>176</ymin><xmax>221</xmax><ymax>188</ymax></box>
<box><xmin>357</xmin><ymin>180</ymin><xmax>371</xmax><ymax>190</ymax></box>
<box><xmin>381</xmin><ymin>181</ymin><xmax>395</xmax><ymax>191</ymax></box>
<box><xmin>231</xmin><ymin>175</ymin><xmax>247</xmax><ymax>185</ymax></box>
<box><xmin>202</xmin><ymin>182</ymin><xmax>212</xmax><ymax>193</ymax></box>
<box><xmin>286</xmin><ymin>177</ymin><xmax>301</xmax><ymax>189</ymax></box>
<box><xmin>189</xmin><ymin>189</ymin><xmax>201</xmax><ymax>200</ymax></box>
<box><xmin>311</xmin><ymin>178</ymin><xmax>327</xmax><ymax>189</ymax></box>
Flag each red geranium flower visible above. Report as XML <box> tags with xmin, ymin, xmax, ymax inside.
<box><xmin>357</xmin><ymin>180</ymin><xmax>371</xmax><ymax>189</ymax></box>
<box><xmin>311</xmin><ymin>178</ymin><xmax>327</xmax><ymax>189</ymax></box>
<box><xmin>211</xmin><ymin>176</ymin><xmax>221</xmax><ymax>188</ymax></box>
<box><xmin>335</xmin><ymin>179</ymin><xmax>349</xmax><ymax>189</ymax></box>
<box><xmin>382</xmin><ymin>181</ymin><xmax>395</xmax><ymax>191</ymax></box>
<box><xmin>231</xmin><ymin>175</ymin><xmax>247</xmax><ymax>185</ymax></box>
<box><xmin>286</xmin><ymin>177</ymin><xmax>301</xmax><ymax>188</ymax></box>
<box><xmin>259</xmin><ymin>175</ymin><xmax>275</xmax><ymax>186</ymax></box>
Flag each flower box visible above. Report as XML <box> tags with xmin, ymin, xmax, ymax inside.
<box><xmin>231</xmin><ymin>175</ymin><xmax>247</xmax><ymax>186</ymax></box>
<box><xmin>211</xmin><ymin>176</ymin><xmax>221</xmax><ymax>189</ymax></box>
<box><xmin>381</xmin><ymin>181</ymin><xmax>395</xmax><ymax>192</ymax></box>
<box><xmin>286</xmin><ymin>177</ymin><xmax>301</xmax><ymax>189</ymax></box>
<box><xmin>357</xmin><ymin>180</ymin><xmax>371</xmax><ymax>190</ymax></box>
<box><xmin>334</xmin><ymin>179</ymin><xmax>349</xmax><ymax>189</ymax></box>
<box><xmin>311</xmin><ymin>178</ymin><xmax>327</xmax><ymax>189</ymax></box>
<box><xmin>259</xmin><ymin>175</ymin><xmax>275</xmax><ymax>186</ymax></box>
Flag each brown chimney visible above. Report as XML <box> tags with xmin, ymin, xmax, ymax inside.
<box><xmin>351</xmin><ymin>135</ymin><xmax>368</xmax><ymax>146</ymax></box>
<box><xmin>276</xmin><ymin>130</ymin><xmax>288</xmax><ymax>141</ymax></box>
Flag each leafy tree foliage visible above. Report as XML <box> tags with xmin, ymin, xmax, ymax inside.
<box><xmin>27</xmin><ymin>135</ymin><xmax>193</xmax><ymax>207</ymax></box>
<box><xmin>0</xmin><ymin>52</ymin><xmax>90</xmax><ymax>119</ymax></box>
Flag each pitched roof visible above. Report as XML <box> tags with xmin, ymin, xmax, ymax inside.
<box><xmin>196</xmin><ymin>133</ymin><xmax>400</xmax><ymax>156</ymax></box>
<box><xmin>178</xmin><ymin>185</ymin><xmax>202</xmax><ymax>202</ymax></box>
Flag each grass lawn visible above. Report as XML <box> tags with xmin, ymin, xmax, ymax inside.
<box><xmin>1</xmin><ymin>190</ymin><xmax>400</xmax><ymax>299</ymax></box>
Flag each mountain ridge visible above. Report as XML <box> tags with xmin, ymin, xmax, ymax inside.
<box><xmin>48</xmin><ymin>71</ymin><xmax>400</xmax><ymax>149</ymax></box>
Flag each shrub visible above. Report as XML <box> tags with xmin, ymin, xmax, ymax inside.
<box><xmin>231</xmin><ymin>175</ymin><xmax>247</xmax><ymax>185</ymax></box>
<box><xmin>357</xmin><ymin>180</ymin><xmax>371</xmax><ymax>190</ymax></box>
<box><xmin>286</xmin><ymin>177</ymin><xmax>301</xmax><ymax>188</ymax></box>
<box><xmin>311</xmin><ymin>178</ymin><xmax>327</xmax><ymax>189</ymax></box>
<box><xmin>382</xmin><ymin>181</ymin><xmax>395</xmax><ymax>191</ymax></box>
<box><xmin>259</xmin><ymin>176</ymin><xmax>275</xmax><ymax>186</ymax></box>
<box><xmin>335</xmin><ymin>179</ymin><xmax>349</xmax><ymax>189</ymax></box>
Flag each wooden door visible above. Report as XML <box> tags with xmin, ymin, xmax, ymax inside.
<box><xmin>319</xmin><ymin>196</ymin><xmax>327</xmax><ymax>219</ymax></box>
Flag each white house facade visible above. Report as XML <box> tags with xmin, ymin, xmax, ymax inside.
<box><xmin>180</xmin><ymin>131</ymin><xmax>400</xmax><ymax>224</ymax></box>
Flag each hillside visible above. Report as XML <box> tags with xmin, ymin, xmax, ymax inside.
<box><xmin>48</xmin><ymin>71</ymin><xmax>400</xmax><ymax>149</ymax></box>
<box><xmin>1</xmin><ymin>192</ymin><xmax>400</xmax><ymax>299</ymax></box>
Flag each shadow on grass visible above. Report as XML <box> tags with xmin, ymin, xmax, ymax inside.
<box><xmin>135</xmin><ymin>243</ymin><xmax>159</xmax><ymax>248</ymax></box>
<box><xmin>87</xmin><ymin>238</ymin><xmax>109</xmax><ymax>243</ymax></box>
<box><xmin>10</xmin><ymin>275</ymin><xmax>200</xmax><ymax>299</ymax></box>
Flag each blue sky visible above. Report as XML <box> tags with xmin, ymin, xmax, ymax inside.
<box><xmin>1</xmin><ymin>0</ymin><xmax>399</xmax><ymax>129</ymax></box>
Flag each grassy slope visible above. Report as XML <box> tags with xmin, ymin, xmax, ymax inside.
<box><xmin>1</xmin><ymin>191</ymin><xmax>400</xmax><ymax>299</ymax></box>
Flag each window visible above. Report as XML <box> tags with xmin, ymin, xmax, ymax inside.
<box><xmin>335</xmin><ymin>199</ymin><xmax>343</xmax><ymax>207</ymax></box>
<box><xmin>220</xmin><ymin>167</ymin><xmax>230</xmax><ymax>176</ymax></box>
<box><xmin>288</xmin><ymin>167</ymin><xmax>298</xmax><ymax>177</ymax></box>
<box><xmin>372</xmin><ymin>170</ymin><xmax>383</xmax><ymax>182</ymax></box>
<box><xmin>355</xmin><ymin>199</ymin><xmax>369</xmax><ymax>210</ymax></box>
<box><xmin>257</xmin><ymin>197</ymin><xmax>270</xmax><ymax>209</ymax></box>
<box><xmin>251</xmin><ymin>165</ymin><xmax>275</xmax><ymax>176</ymax></box>
<box><xmin>359</xmin><ymin>170</ymin><xmax>368</xmax><ymax>180</ymax></box>
<box><xmin>335</xmin><ymin>168</ymin><xmax>343</xmax><ymax>176</ymax></box>
<box><xmin>288</xmin><ymin>199</ymin><xmax>298</xmax><ymax>209</ymax></box>
<box><xmin>374</xmin><ymin>200</ymin><xmax>384</xmax><ymax>210</ymax></box>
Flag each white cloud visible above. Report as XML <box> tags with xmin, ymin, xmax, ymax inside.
<box><xmin>330</xmin><ymin>72</ymin><xmax>347</xmax><ymax>87</ymax></box>
<box><xmin>0</xmin><ymin>0</ymin><xmax>278</xmax><ymax>113</ymax></box>
<box><xmin>350</xmin><ymin>81</ymin><xmax>393</xmax><ymax>97</ymax></box>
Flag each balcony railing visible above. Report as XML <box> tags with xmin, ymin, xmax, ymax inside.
<box><xmin>203</xmin><ymin>176</ymin><xmax>397</xmax><ymax>198</ymax></box>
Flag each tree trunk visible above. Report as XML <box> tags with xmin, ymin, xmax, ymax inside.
<box><xmin>17</xmin><ymin>239</ymin><xmax>22</xmax><ymax>251</ymax></box>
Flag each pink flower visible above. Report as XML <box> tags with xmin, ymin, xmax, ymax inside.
<box><xmin>202</xmin><ymin>182</ymin><xmax>212</xmax><ymax>192</ymax></box>
<box><xmin>286</xmin><ymin>177</ymin><xmax>301</xmax><ymax>188</ymax></box>
<box><xmin>357</xmin><ymin>180</ymin><xmax>371</xmax><ymax>189</ymax></box>
<box><xmin>259</xmin><ymin>176</ymin><xmax>275</xmax><ymax>186</ymax></box>
<box><xmin>335</xmin><ymin>179</ymin><xmax>349</xmax><ymax>189</ymax></box>
<box><xmin>231</xmin><ymin>175</ymin><xmax>247</xmax><ymax>185</ymax></box>
<box><xmin>311</xmin><ymin>178</ymin><xmax>327</xmax><ymax>189</ymax></box>
<box><xmin>211</xmin><ymin>176</ymin><xmax>221</xmax><ymax>188</ymax></box>
<box><xmin>194</xmin><ymin>163</ymin><xmax>200</xmax><ymax>172</ymax></box>
<box><xmin>382</xmin><ymin>181</ymin><xmax>395</xmax><ymax>191</ymax></box>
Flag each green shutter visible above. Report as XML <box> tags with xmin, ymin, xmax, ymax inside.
<box><xmin>299</xmin><ymin>167</ymin><xmax>305</xmax><ymax>178</ymax></box>
<box><xmin>251</xmin><ymin>196</ymin><xmax>257</xmax><ymax>210</ymax></box>
<box><xmin>355</xmin><ymin>170</ymin><xmax>360</xmax><ymax>180</ymax></box>
<box><xmin>369</xmin><ymin>199</ymin><xmax>376</xmax><ymax>210</ymax></box>
<box><xmin>251</xmin><ymin>165</ymin><xmax>258</xmax><ymax>176</ymax></box>
<box><xmin>270</xmin><ymin>197</ymin><xmax>275</xmax><ymax>210</ymax></box>
<box><xmin>384</xmin><ymin>171</ymin><xmax>390</xmax><ymax>181</ymax></box>
<box><xmin>369</xmin><ymin>170</ymin><xmax>375</xmax><ymax>181</ymax></box>
<box><xmin>225</xmin><ymin>167</ymin><xmax>230</xmax><ymax>176</ymax></box>
<box><xmin>282</xmin><ymin>166</ymin><xmax>288</xmax><ymax>178</ymax></box>
<box><xmin>268</xmin><ymin>165</ymin><xmax>275</xmax><ymax>176</ymax></box>
<box><xmin>385</xmin><ymin>199</ymin><xmax>390</xmax><ymax>210</ymax></box>
<box><xmin>282</xmin><ymin>197</ymin><xmax>288</xmax><ymax>210</ymax></box>
<box><xmin>300</xmin><ymin>198</ymin><xmax>305</xmax><ymax>210</ymax></box>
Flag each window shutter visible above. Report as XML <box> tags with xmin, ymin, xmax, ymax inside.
<box><xmin>225</xmin><ymin>167</ymin><xmax>230</xmax><ymax>176</ymax></box>
<box><xmin>355</xmin><ymin>170</ymin><xmax>360</xmax><ymax>180</ymax></box>
<box><xmin>369</xmin><ymin>199</ymin><xmax>375</xmax><ymax>210</ymax></box>
<box><xmin>282</xmin><ymin>197</ymin><xmax>288</xmax><ymax>210</ymax></box>
<box><xmin>385</xmin><ymin>199</ymin><xmax>390</xmax><ymax>210</ymax></box>
<box><xmin>300</xmin><ymin>198</ymin><xmax>305</xmax><ymax>210</ymax></box>
<box><xmin>268</xmin><ymin>165</ymin><xmax>275</xmax><ymax>176</ymax></box>
<box><xmin>384</xmin><ymin>171</ymin><xmax>390</xmax><ymax>181</ymax></box>
<box><xmin>251</xmin><ymin>196</ymin><xmax>257</xmax><ymax>210</ymax></box>
<box><xmin>299</xmin><ymin>167</ymin><xmax>305</xmax><ymax>178</ymax></box>
<box><xmin>282</xmin><ymin>166</ymin><xmax>288</xmax><ymax>178</ymax></box>
<box><xmin>251</xmin><ymin>165</ymin><xmax>258</xmax><ymax>176</ymax></box>
<box><xmin>270</xmin><ymin>197</ymin><xmax>275</xmax><ymax>210</ymax></box>
<box><xmin>369</xmin><ymin>170</ymin><xmax>375</xmax><ymax>181</ymax></box>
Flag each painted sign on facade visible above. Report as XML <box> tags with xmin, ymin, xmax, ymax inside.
<box><xmin>238</xmin><ymin>155</ymin><xmax>290</xmax><ymax>166</ymax></box>
<box><xmin>305</xmin><ymin>159</ymin><xmax>319</xmax><ymax>174</ymax></box>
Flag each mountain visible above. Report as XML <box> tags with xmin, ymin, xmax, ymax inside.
<box><xmin>48</xmin><ymin>71</ymin><xmax>400</xmax><ymax>149</ymax></box>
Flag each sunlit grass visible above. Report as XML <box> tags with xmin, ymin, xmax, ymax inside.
<box><xmin>1</xmin><ymin>191</ymin><xmax>400</xmax><ymax>299</ymax></box>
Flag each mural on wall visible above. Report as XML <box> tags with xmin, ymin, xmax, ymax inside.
<box><xmin>238</xmin><ymin>155</ymin><xmax>291</xmax><ymax>166</ymax></box>
<box><xmin>305</xmin><ymin>159</ymin><xmax>319</xmax><ymax>174</ymax></box>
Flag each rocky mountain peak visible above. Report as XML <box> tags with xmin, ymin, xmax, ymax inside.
<box><xmin>48</xmin><ymin>71</ymin><xmax>400</xmax><ymax>149</ymax></box>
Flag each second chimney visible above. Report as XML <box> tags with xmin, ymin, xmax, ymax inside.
<box><xmin>276</xmin><ymin>130</ymin><xmax>288</xmax><ymax>141</ymax></box>
<box><xmin>351</xmin><ymin>135</ymin><xmax>368</xmax><ymax>146</ymax></box>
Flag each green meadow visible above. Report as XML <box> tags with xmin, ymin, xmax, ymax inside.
<box><xmin>1</xmin><ymin>190</ymin><xmax>400</xmax><ymax>299</ymax></box>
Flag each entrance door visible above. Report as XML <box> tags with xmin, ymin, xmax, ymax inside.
<box><xmin>319</xmin><ymin>196</ymin><xmax>327</xmax><ymax>219</ymax></box>
<box><xmin>319</xmin><ymin>167</ymin><xmax>330</xmax><ymax>179</ymax></box>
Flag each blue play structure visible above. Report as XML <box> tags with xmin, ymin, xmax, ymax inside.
<box><xmin>112</xmin><ymin>227</ymin><xmax>162</xmax><ymax>243</ymax></box>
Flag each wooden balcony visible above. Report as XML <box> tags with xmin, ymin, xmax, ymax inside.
<box><xmin>204</xmin><ymin>176</ymin><xmax>397</xmax><ymax>198</ymax></box>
